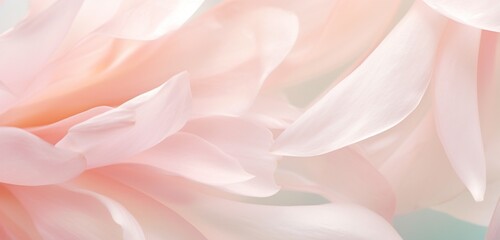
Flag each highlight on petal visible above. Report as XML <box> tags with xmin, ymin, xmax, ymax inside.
<box><xmin>423</xmin><ymin>0</ymin><xmax>500</xmax><ymax>32</ymax></box>
<box><xmin>100</xmin><ymin>0</ymin><xmax>205</xmax><ymax>40</ymax></box>
<box><xmin>273</xmin><ymin>2</ymin><xmax>447</xmax><ymax>156</ymax></box>
<box><xmin>127</xmin><ymin>133</ymin><xmax>254</xmax><ymax>186</ymax></box>
<box><xmin>182</xmin><ymin>116</ymin><xmax>279</xmax><ymax>197</ymax></box>
<box><xmin>9</xmin><ymin>185</ymin><xmax>145</xmax><ymax>240</ymax></box>
<box><xmin>488</xmin><ymin>198</ymin><xmax>500</xmax><ymax>239</ymax></box>
<box><xmin>57</xmin><ymin>72</ymin><xmax>191</xmax><ymax>168</ymax></box>
<box><xmin>101</xmin><ymin>165</ymin><xmax>402</xmax><ymax>240</ymax></box>
<box><xmin>0</xmin><ymin>127</ymin><xmax>85</xmax><ymax>185</ymax></box>
<box><xmin>277</xmin><ymin>147</ymin><xmax>396</xmax><ymax>220</ymax></box>
<box><xmin>433</xmin><ymin>22</ymin><xmax>485</xmax><ymax>201</ymax></box>
<box><xmin>0</xmin><ymin>0</ymin><xmax>83</xmax><ymax>96</ymax></box>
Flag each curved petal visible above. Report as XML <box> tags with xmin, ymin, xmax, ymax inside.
<box><xmin>101</xmin><ymin>165</ymin><xmax>402</xmax><ymax>240</ymax></box>
<box><xmin>72</xmin><ymin>171</ymin><xmax>208</xmax><ymax>240</ymax></box>
<box><xmin>277</xmin><ymin>148</ymin><xmax>396</xmax><ymax>220</ymax></box>
<box><xmin>99</xmin><ymin>0</ymin><xmax>205</xmax><ymax>40</ymax></box>
<box><xmin>128</xmin><ymin>132</ymin><xmax>253</xmax><ymax>186</ymax></box>
<box><xmin>57</xmin><ymin>73</ymin><xmax>191</xmax><ymax>168</ymax></box>
<box><xmin>423</xmin><ymin>0</ymin><xmax>500</xmax><ymax>32</ymax></box>
<box><xmin>273</xmin><ymin>2</ymin><xmax>447</xmax><ymax>156</ymax></box>
<box><xmin>0</xmin><ymin>127</ymin><xmax>85</xmax><ymax>185</ymax></box>
<box><xmin>182</xmin><ymin>116</ymin><xmax>279</xmax><ymax>197</ymax></box>
<box><xmin>0</xmin><ymin>186</ymin><xmax>42</xmax><ymax>239</ymax></box>
<box><xmin>9</xmin><ymin>185</ymin><xmax>145</xmax><ymax>240</ymax></box>
<box><xmin>488</xmin><ymin>198</ymin><xmax>500</xmax><ymax>239</ymax></box>
<box><xmin>0</xmin><ymin>0</ymin><xmax>29</xmax><ymax>34</ymax></box>
<box><xmin>0</xmin><ymin>0</ymin><xmax>83</xmax><ymax>96</ymax></box>
<box><xmin>433</xmin><ymin>22</ymin><xmax>485</xmax><ymax>201</ymax></box>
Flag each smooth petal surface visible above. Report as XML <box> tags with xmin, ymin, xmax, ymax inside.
<box><xmin>0</xmin><ymin>127</ymin><xmax>85</xmax><ymax>185</ymax></box>
<box><xmin>9</xmin><ymin>185</ymin><xmax>145</xmax><ymax>240</ymax></box>
<box><xmin>0</xmin><ymin>0</ymin><xmax>82</xmax><ymax>96</ymax></box>
<box><xmin>100</xmin><ymin>0</ymin><xmax>204</xmax><ymax>40</ymax></box>
<box><xmin>182</xmin><ymin>116</ymin><xmax>279</xmax><ymax>197</ymax></box>
<box><xmin>101</xmin><ymin>165</ymin><xmax>402</xmax><ymax>240</ymax></box>
<box><xmin>127</xmin><ymin>133</ymin><xmax>253</xmax><ymax>186</ymax></box>
<box><xmin>274</xmin><ymin>2</ymin><xmax>447</xmax><ymax>156</ymax></box>
<box><xmin>277</xmin><ymin>148</ymin><xmax>396</xmax><ymax>220</ymax></box>
<box><xmin>423</xmin><ymin>0</ymin><xmax>500</xmax><ymax>32</ymax></box>
<box><xmin>433</xmin><ymin>22</ymin><xmax>485</xmax><ymax>201</ymax></box>
<box><xmin>0</xmin><ymin>0</ymin><xmax>29</xmax><ymax>33</ymax></box>
<box><xmin>0</xmin><ymin>186</ymin><xmax>42</xmax><ymax>240</ymax></box>
<box><xmin>57</xmin><ymin>73</ymin><xmax>191</xmax><ymax>168</ymax></box>
<box><xmin>488</xmin><ymin>198</ymin><xmax>500</xmax><ymax>239</ymax></box>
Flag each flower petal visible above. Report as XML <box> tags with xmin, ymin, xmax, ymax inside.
<box><xmin>9</xmin><ymin>185</ymin><xmax>145</xmax><ymax>240</ymax></box>
<box><xmin>127</xmin><ymin>132</ymin><xmax>253</xmax><ymax>186</ymax></box>
<box><xmin>182</xmin><ymin>116</ymin><xmax>279</xmax><ymax>197</ymax></box>
<box><xmin>0</xmin><ymin>127</ymin><xmax>85</xmax><ymax>185</ymax></box>
<box><xmin>433</xmin><ymin>22</ymin><xmax>485</xmax><ymax>201</ymax></box>
<box><xmin>0</xmin><ymin>0</ymin><xmax>29</xmax><ymax>34</ymax></box>
<box><xmin>423</xmin><ymin>0</ymin><xmax>500</xmax><ymax>32</ymax></box>
<box><xmin>277</xmin><ymin>148</ymin><xmax>396</xmax><ymax>220</ymax></box>
<box><xmin>0</xmin><ymin>0</ymin><xmax>83</xmax><ymax>96</ymax></box>
<box><xmin>57</xmin><ymin>72</ymin><xmax>191</xmax><ymax>168</ymax></box>
<box><xmin>100</xmin><ymin>0</ymin><xmax>205</xmax><ymax>40</ymax></box>
<box><xmin>273</xmin><ymin>2</ymin><xmax>447</xmax><ymax>156</ymax></box>
<box><xmin>488</xmin><ymin>198</ymin><xmax>500</xmax><ymax>239</ymax></box>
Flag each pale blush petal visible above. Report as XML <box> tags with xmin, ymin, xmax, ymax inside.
<box><xmin>9</xmin><ymin>185</ymin><xmax>145</xmax><ymax>240</ymax></box>
<box><xmin>100</xmin><ymin>0</ymin><xmax>205</xmax><ymax>40</ymax></box>
<box><xmin>433</xmin><ymin>181</ymin><xmax>500</xmax><ymax>226</ymax></box>
<box><xmin>0</xmin><ymin>0</ymin><xmax>83</xmax><ymax>96</ymax></box>
<box><xmin>28</xmin><ymin>106</ymin><xmax>112</xmax><ymax>144</ymax></box>
<box><xmin>277</xmin><ymin>148</ymin><xmax>396</xmax><ymax>220</ymax></box>
<box><xmin>127</xmin><ymin>133</ymin><xmax>253</xmax><ymax>185</ymax></box>
<box><xmin>1</xmin><ymin>4</ymin><xmax>298</xmax><ymax>127</ymax></box>
<box><xmin>379</xmin><ymin>114</ymin><xmax>466</xmax><ymax>213</ymax></box>
<box><xmin>0</xmin><ymin>186</ymin><xmax>42</xmax><ymax>239</ymax></box>
<box><xmin>273</xmin><ymin>2</ymin><xmax>447</xmax><ymax>156</ymax></box>
<box><xmin>72</xmin><ymin>171</ymin><xmax>208</xmax><ymax>240</ymax></box>
<box><xmin>57</xmin><ymin>73</ymin><xmax>191</xmax><ymax>168</ymax></box>
<box><xmin>423</xmin><ymin>0</ymin><xmax>500</xmax><ymax>32</ymax></box>
<box><xmin>100</xmin><ymin>166</ymin><xmax>402</xmax><ymax>240</ymax></box>
<box><xmin>0</xmin><ymin>127</ymin><xmax>85</xmax><ymax>185</ymax></box>
<box><xmin>433</xmin><ymin>22</ymin><xmax>485</xmax><ymax>201</ymax></box>
<box><xmin>488</xmin><ymin>198</ymin><xmax>500</xmax><ymax>239</ymax></box>
<box><xmin>244</xmin><ymin>93</ymin><xmax>302</xmax><ymax>129</ymax></box>
<box><xmin>182</xmin><ymin>116</ymin><xmax>279</xmax><ymax>197</ymax></box>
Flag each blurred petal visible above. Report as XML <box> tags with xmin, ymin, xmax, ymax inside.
<box><xmin>423</xmin><ymin>0</ymin><xmax>500</xmax><ymax>32</ymax></box>
<box><xmin>433</xmin><ymin>22</ymin><xmax>485</xmax><ymax>201</ymax></box>
<box><xmin>128</xmin><ymin>133</ymin><xmax>253</xmax><ymax>185</ymax></box>
<box><xmin>488</xmin><ymin>198</ymin><xmax>500</xmax><ymax>239</ymax></box>
<box><xmin>9</xmin><ymin>185</ymin><xmax>145</xmax><ymax>240</ymax></box>
<box><xmin>274</xmin><ymin>2</ymin><xmax>447</xmax><ymax>156</ymax></box>
<box><xmin>0</xmin><ymin>127</ymin><xmax>85</xmax><ymax>185</ymax></box>
<box><xmin>0</xmin><ymin>0</ymin><xmax>83</xmax><ymax>96</ymax></box>
<box><xmin>100</xmin><ymin>0</ymin><xmax>205</xmax><ymax>40</ymax></box>
<box><xmin>57</xmin><ymin>73</ymin><xmax>191</xmax><ymax>168</ymax></box>
<box><xmin>277</xmin><ymin>148</ymin><xmax>396</xmax><ymax>220</ymax></box>
<box><xmin>0</xmin><ymin>0</ymin><xmax>29</xmax><ymax>34</ymax></box>
<box><xmin>101</xmin><ymin>165</ymin><xmax>402</xmax><ymax>240</ymax></box>
<box><xmin>0</xmin><ymin>186</ymin><xmax>42</xmax><ymax>239</ymax></box>
<box><xmin>182</xmin><ymin>116</ymin><xmax>279</xmax><ymax>197</ymax></box>
<box><xmin>72</xmin><ymin>172</ymin><xmax>208</xmax><ymax>240</ymax></box>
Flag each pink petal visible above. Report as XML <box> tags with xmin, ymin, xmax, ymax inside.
<box><xmin>57</xmin><ymin>72</ymin><xmax>191</xmax><ymax>168</ymax></box>
<box><xmin>102</xmin><ymin>165</ymin><xmax>402</xmax><ymax>240</ymax></box>
<box><xmin>433</xmin><ymin>22</ymin><xmax>485</xmax><ymax>201</ymax></box>
<box><xmin>0</xmin><ymin>186</ymin><xmax>42</xmax><ymax>239</ymax></box>
<box><xmin>182</xmin><ymin>116</ymin><xmax>279</xmax><ymax>197</ymax></box>
<box><xmin>99</xmin><ymin>0</ymin><xmax>205</xmax><ymax>40</ymax></box>
<box><xmin>277</xmin><ymin>148</ymin><xmax>396</xmax><ymax>220</ymax></box>
<box><xmin>9</xmin><ymin>185</ymin><xmax>145</xmax><ymax>240</ymax></box>
<box><xmin>273</xmin><ymin>2</ymin><xmax>447</xmax><ymax>156</ymax></box>
<box><xmin>73</xmin><ymin>171</ymin><xmax>208</xmax><ymax>239</ymax></box>
<box><xmin>488</xmin><ymin>198</ymin><xmax>500</xmax><ymax>239</ymax></box>
<box><xmin>0</xmin><ymin>127</ymin><xmax>85</xmax><ymax>185</ymax></box>
<box><xmin>0</xmin><ymin>0</ymin><xmax>83</xmax><ymax>96</ymax></box>
<box><xmin>127</xmin><ymin>132</ymin><xmax>253</xmax><ymax>186</ymax></box>
<box><xmin>423</xmin><ymin>0</ymin><xmax>500</xmax><ymax>32</ymax></box>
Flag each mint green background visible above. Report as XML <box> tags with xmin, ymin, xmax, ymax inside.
<box><xmin>394</xmin><ymin>209</ymin><xmax>487</xmax><ymax>240</ymax></box>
